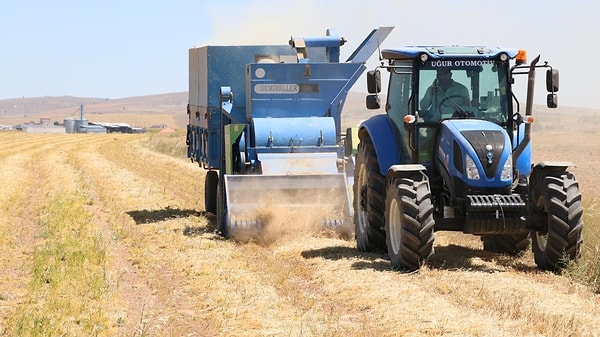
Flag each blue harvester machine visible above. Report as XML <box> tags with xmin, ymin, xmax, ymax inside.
<box><xmin>187</xmin><ymin>27</ymin><xmax>393</xmax><ymax>238</ymax></box>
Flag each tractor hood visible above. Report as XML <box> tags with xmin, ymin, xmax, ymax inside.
<box><xmin>437</xmin><ymin>119</ymin><xmax>513</xmax><ymax>190</ymax></box>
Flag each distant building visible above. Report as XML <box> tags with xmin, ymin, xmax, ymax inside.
<box><xmin>78</xmin><ymin>124</ymin><xmax>107</xmax><ymax>134</ymax></box>
<box><xmin>40</xmin><ymin>117</ymin><xmax>51</xmax><ymax>125</ymax></box>
<box><xmin>64</xmin><ymin>117</ymin><xmax>76</xmax><ymax>133</ymax></box>
<box><xmin>89</xmin><ymin>122</ymin><xmax>146</xmax><ymax>134</ymax></box>
<box><xmin>21</xmin><ymin>124</ymin><xmax>66</xmax><ymax>134</ymax></box>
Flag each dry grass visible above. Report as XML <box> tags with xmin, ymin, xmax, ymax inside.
<box><xmin>0</xmin><ymin>104</ymin><xmax>600</xmax><ymax>336</ymax></box>
<box><xmin>531</xmin><ymin>106</ymin><xmax>600</xmax><ymax>293</ymax></box>
<box><xmin>0</xmin><ymin>134</ymin><xmax>111</xmax><ymax>335</ymax></box>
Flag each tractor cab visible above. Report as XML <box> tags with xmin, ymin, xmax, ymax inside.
<box><xmin>366</xmin><ymin>46</ymin><xmax>558</xmax><ymax>168</ymax></box>
<box><xmin>368</xmin><ymin>47</ymin><xmax>516</xmax><ymax>166</ymax></box>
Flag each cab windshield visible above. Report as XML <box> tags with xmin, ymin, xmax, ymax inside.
<box><xmin>417</xmin><ymin>59</ymin><xmax>510</xmax><ymax>124</ymax></box>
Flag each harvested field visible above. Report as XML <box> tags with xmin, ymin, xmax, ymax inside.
<box><xmin>0</xmin><ymin>105</ymin><xmax>599</xmax><ymax>336</ymax></box>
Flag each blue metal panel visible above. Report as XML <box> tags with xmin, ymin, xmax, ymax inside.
<box><xmin>192</xmin><ymin>45</ymin><xmax>297</xmax><ymax>169</ymax></box>
<box><xmin>359</xmin><ymin>115</ymin><xmax>403</xmax><ymax>176</ymax></box>
<box><xmin>205</xmin><ymin>46</ymin><xmax>295</xmax><ymax>110</ymax></box>
<box><xmin>247</xmin><ymin>63</ymin><xmax>364</xmax><ymax>115</ymax></box>
<box><xmin>292</xmin><ymin>28</ymin><xmax>344</xmax><ymax>62</ymax></box>
<box><xmin>438</xmin><ymin>120</ymin><xmax>512</xmax><ymax>189</ymax></box>
<box><xmin>253</xmin><ymin>117</ymin><xmax>337</xmax><ymax>148</ymax></box>
<box><xmin>513</xmin><ymin>123</ymin><xmax>532</xmax><ymax>176</ymax></box>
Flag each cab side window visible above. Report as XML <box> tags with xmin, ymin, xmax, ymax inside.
<box><xmin>387</xmin><ymin>62</ymin><xmax>413</xmax><ymax>130</ymax></box>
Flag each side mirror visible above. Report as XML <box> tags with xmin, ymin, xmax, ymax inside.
<box><xmin>546</xmin><ymin>69</ymin><xmax>559</xmax><ymax>92</ymax></box>
<box><xmin>547</xmin><ymin>93</ymin><xmax>558</xmax><ymax>108</ymax></box>
<box><xmin>366</xmin><ymin>94</ymin><xmax>381</xmax><ymax>110</ymax></box>
<box><xmin>367</xmin><ymin>70</ymin><xmax>381</xmax><ymax>94</ymax></box>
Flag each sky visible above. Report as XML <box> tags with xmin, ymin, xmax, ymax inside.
<box><xmin>0</xmin><ymin>0</ymin><xmax>598</xmax><ymax>109</ymax></box>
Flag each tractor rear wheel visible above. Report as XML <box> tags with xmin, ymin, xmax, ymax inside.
<box><xmin>385</xmin><ymin>174</ymin><xmax>435</xmax><ymax>272</ymax></box>
<box><xmin>354</xmin><ymin>137</ymin><xmax>387</xmax><ymax>252</ymax></box>
<box><xmin>531</xmin><ymin>172</ymin><xmax>583</xmax><ymax>271</ymax></box>
<box><xmin>481</xmin><ymin>232</ymin><xmax>530</xmax><ymax>256</ymax></box>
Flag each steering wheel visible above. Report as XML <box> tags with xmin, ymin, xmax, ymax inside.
<box><xmin>437</xmin><ymin>95</ymin><xmax>472</xmax><ymax>118</ymax></box>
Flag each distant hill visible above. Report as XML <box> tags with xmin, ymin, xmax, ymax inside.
<box><xmin>0</xmin><ymin>91</ymin><xmax>595</xmax><ymax>132</ymax></box>
<box><xmin>0</xmin><ymin>92</ymin><xmax>374</xmax><ymax>130</ymax></box>
<box><xmin>0</xmin><ymin>92</ymin><xmax>189</xmax><ymax>129</ymax></box>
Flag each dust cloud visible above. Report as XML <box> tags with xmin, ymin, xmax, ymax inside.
<box><xmin>229</xmin><ymin>188</ymin><xmax>353</xmax><ymax>245</ymax></box>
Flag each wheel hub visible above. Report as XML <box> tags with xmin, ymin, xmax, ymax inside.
<box><xmin>389</xmin><ymin>198</ymin><xmax>401</xmax><ymax>255</ymax></box>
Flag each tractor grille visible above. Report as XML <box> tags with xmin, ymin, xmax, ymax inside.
<box><xmin>466</xmin><ymin>194</ymin><xmax>525</xmax><ymax>211</ymax></box>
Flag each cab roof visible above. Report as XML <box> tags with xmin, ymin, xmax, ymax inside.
<box><xmin>381</xmin><ymin>46</ymin><xmax>519</xmax><ymax>60</ymax></box>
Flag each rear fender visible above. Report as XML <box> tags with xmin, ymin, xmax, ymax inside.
<box><xmin>359</xmin><ymin>115</ymin><xmax>401</xmax><ymax>176</ymax></box>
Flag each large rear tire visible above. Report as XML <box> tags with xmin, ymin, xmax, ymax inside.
<box><xmin>354</xmin><ymin>137</ymin><xmax>387</xmax><ymax>252</ymax></box>
<box><xmin>481</xmin><ymin>232</ymin><xmax>530</xmax><ymax>256</ymax></box>
<box><xmin>531</xmin><ymin>171</ymin><xmax>583</xmax><ymax>271</ymax></box>
<box><xmin>385</xmin><ymin>174</ymin><xmax>435</xmax><ymax>272</ymax></box>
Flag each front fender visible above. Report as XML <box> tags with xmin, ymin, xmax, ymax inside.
<box><xmin>359</xmin><ymin>114</ymin><xmax>402</xmax><ymax>176</ymax></box>
<box><xmin>529</xmin><ymin>161</ymin><xmax>574</xmax><ymax>187</ymax></box>
<box><xmin>529</xmin><ymin>161</ymin><xmax>574</xmax><ymax>199</ymax></box>
<box><xmin>386</xmin><ymin>164</ymin><xmax>428</xmax><ymax>185</ymax></box>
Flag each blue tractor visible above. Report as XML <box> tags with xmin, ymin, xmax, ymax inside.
<box><xmin>353</xmin><ymin>46</ymin><xmax>584</xmax><ymax>271</ymax></box>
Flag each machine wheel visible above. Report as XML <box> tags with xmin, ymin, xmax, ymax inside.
<box><xmin>385</xmin><ymin>174</ymin><xmax>435</xmax><ymax>272</ymax></box>
<box><xmin>354</xmin><ymin>137</ymin><xmax>387</xmax><ymax>252</ymax></box>
<box><xmin>216</xmin><ymin>179</ymin><xmax>229</xmax><ymax>238</ymax></box>
<box><xmin>531</xmin><ymin>171</ymin><xmax>583</xmax><ymax>271</ymax></box>
<box><xmin>204</xmin><ymin>170</ymin><xmax>218</xmax><ymax>214</ymax></box>
<box><xmin>481</xmin><ymin>232</ymin><xmax>530</xmax><ymax>256</ymax></box>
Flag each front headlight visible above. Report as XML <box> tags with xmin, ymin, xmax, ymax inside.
<box><xmin>465</xmin><ymin>154</ymin><xmax>480</xmax><ymax>180</ymax></box>
<box><xmin>501</xmin><ymin>155</ymin><xmax>513</xmax><ymax>180</ymax></box>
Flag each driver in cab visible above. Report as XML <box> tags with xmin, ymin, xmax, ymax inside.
<box><xmin>420</xmin><ymin>68</ymin><xmax>470</xmax><ymax>120</ymax></box>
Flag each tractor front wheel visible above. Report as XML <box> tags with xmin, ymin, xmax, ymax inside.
<box><xmin>531</xmin><ymin>171</ymin><xmax>583</xmax><ymax>271</ymax></box>
<box><xmin>385</xmin><ymin>174</ymin><xmax>435</xmax><ymax>272</ymax></box>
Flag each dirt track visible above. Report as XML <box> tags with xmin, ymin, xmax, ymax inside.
<box><xmin>0</xmin><ymin>132</ymin><xmax>599</xmax><ymax>336</ymax></box>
